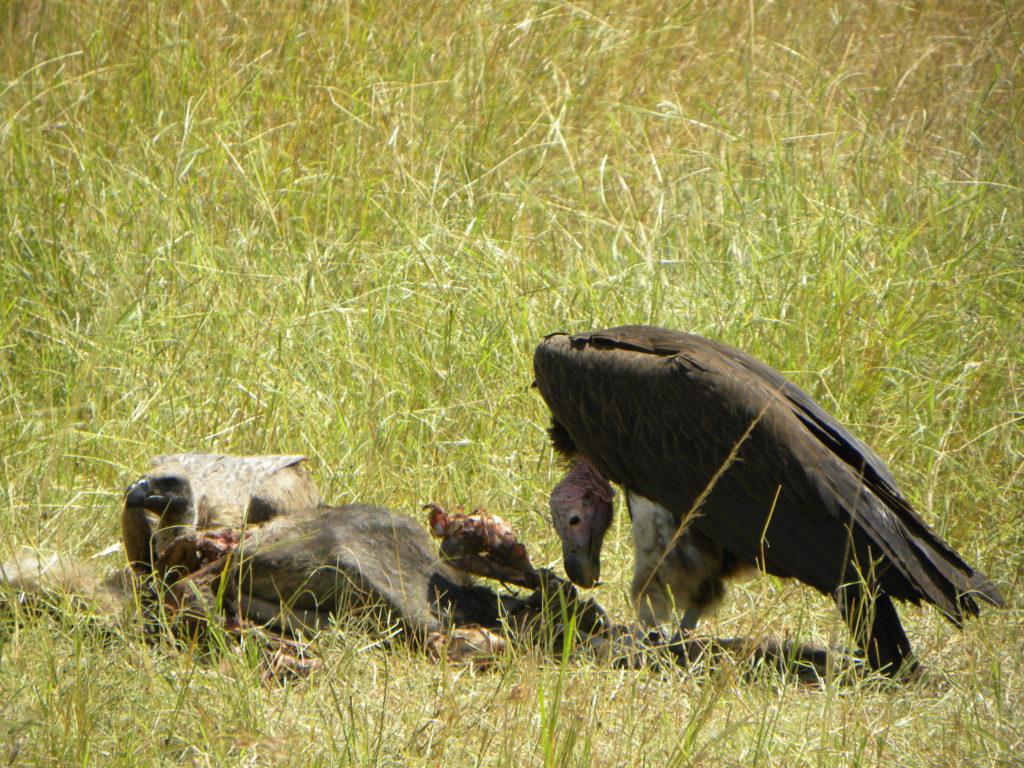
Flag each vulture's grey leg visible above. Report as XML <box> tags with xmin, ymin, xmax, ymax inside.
<box><xmin>679</xmin><ymin>608</ymin><xmax>701</xmax><ymax>632</ymax></box>
<box><xmin>836</xmin><ymin>582</ymin><xmax>916</xmax><ymax>676</ymax></box>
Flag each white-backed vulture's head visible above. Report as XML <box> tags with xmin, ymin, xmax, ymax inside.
<box><xmin>125</xmin><ymin>470</ymin><xmax>194</xmax><ymax>518</ymax></box>
<box><xmin>549</xmin><ymin>456</ymin><xmax>615</xmax><ymax>588</ymax></box>
<box><xmin>125</xmin><ymin>469</ymin><xmax>197</xmax><ymax>556</ymax></box>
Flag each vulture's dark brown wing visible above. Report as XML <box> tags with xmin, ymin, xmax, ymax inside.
<box><xmin>534</xmin><ymin>325</ymin><xmax>1002</xmax><ymax>621</ymax></box>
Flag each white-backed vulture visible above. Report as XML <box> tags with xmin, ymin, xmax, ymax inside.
<box><xmin>122</xmin><ymin>453</ymin><xmax>320</xmax><ymax>571</ymax></box>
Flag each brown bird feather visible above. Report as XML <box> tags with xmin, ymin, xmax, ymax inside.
<box><xmin>535</xmin><ymin>325</ymin><xmax>1003</xmax><ymax>675</ymax></box>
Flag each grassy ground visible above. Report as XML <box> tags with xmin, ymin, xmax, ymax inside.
<box><xmin>1</xmin><ymin>0</ymin><xmax>1021</xmax><ymax>765</ymax></box>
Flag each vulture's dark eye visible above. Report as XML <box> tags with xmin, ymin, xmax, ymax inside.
<box><xmin>569</xmin><ymin>515</ymin><xmax>581</xmax><ymax>526</ymax></box>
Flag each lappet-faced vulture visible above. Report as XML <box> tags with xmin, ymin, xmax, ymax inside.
<box><xmin>534</xmin><ymin>325</ymin><xmax>1003</xmax><ymax>675</ymax></box>
<box><xmin>122</xmin><ymin>453</ymin><xmax>320</xmax><ymax>571</ymax></box>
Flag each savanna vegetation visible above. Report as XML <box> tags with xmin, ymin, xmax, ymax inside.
<box><xmin>1</xmin><ymin>0</ymin><xmax>1021</xmax><ymax>765</ymax></box>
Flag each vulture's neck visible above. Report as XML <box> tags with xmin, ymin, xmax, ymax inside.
<box><xmin>154</xmin><ymin>497</ymin><xmax>197</xmax><ymax>557</ymax></box>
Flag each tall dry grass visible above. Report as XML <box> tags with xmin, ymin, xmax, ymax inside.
<box><xmin>1</xmin><ymin>1</ymin><xmax>1021</xmax><ymax>765</ymax></box>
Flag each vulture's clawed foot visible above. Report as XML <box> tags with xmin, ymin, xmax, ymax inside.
<box><xmin>583</xmin><ymin>624</ymin><xmax>667</xmax><ymax>670</ymax></box>
<box><xmin>425</xmin><ymin>625</ymin><xmax>508</xmax><ymax>668</ymax></box>
<box><xmin>256</xmin><ymin>637</ymin><xmax>324</xmax><ymax>683</ymax></box>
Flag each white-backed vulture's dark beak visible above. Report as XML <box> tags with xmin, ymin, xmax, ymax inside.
<box><xmin>124</xmin><ymin>475</ymin><xmax>192</xmax><ymax>516</ymax></box>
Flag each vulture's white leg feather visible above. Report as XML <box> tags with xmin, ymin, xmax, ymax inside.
<box><xmin>628</xmin><ymin>491</ymin><xmax>720</xmax><ymax>628</ymax></box>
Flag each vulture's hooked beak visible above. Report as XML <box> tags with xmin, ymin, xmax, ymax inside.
<box><xmin>562</xmin><ymin>538</ymin><xmax>602</xmax><ymax>588</ymax></box>
<box><xmin>124</xmin><ymin>478</ymin><xmax>186</xmax><ymax>515</ymax></box>
<box><xmin>124</xmin><ymin>479</ymin><xmax>151</xmax><ymax>509</ymax></box>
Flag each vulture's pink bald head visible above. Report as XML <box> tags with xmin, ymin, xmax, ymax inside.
<box><xmin>550</xmin><ymin>456</ymin><xmax>615</xmax><ymax>588</ymax></box>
